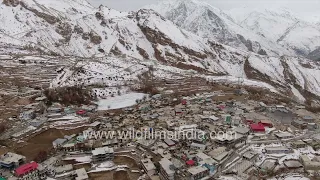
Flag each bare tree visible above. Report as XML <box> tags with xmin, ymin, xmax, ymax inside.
<box><xmin>136</xmin><ymin>66</ymin><xmax>159</xmax><ymax>95</ymax></box>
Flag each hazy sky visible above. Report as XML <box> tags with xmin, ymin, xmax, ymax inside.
<box><xmin>88</xmin><ymin>0</ymin><xmax>320</xmax><ymax>13</ymax></box>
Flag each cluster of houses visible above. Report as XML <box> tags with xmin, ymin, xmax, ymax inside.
<box><xmin>0</xmin><ymin>91</ymin><xmax>320</xmax><ymax>180</ymax></box>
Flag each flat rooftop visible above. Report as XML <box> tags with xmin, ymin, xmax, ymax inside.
<box><xmin>141</xmin><ymin>158</ymin><xmax>156</xmax><ymax>171</ymax></box>
<box><xmin>92</xmin><ymin>147</ymin><xmax>114</xmax><ymax>156</ymax></box>
<box><xmin>0</xmin><ymin>152</ymin><xmax>25</xmax><ymax>164</ymax></box>
<box><xmin>188</xmin><ymin>166</ymin><xmax>207</xmax><ymax>175</ymax></box>
<box><xmin>159</xmin><ymin>158</ymin><xmax>174</xmax><ymax>175</ymax></box>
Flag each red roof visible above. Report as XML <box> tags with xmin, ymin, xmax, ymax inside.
<box><xmin>259</xmin><ymin>120</ymin><xmax>273</xmax><ymax>126</ymax></box>
<box><xmin>250</xmin><ymin>123</ymin><xmax>265</xmax><ymax>132</ymax></box>
<box><xmin>181</xmin><ymin>99</ymin><xmax>187</xmax><ymax>105</ymax></box>
<box><xmin>15</xmin><ymin>162</ymin><xmax>38</xmax><ymax>176</ymax></box>
<box><xmin>186</xmin><ymin>160</ymin><xmax>195</xmax><ymax>166</ymax></box>
<box><xmin>76</xmin><ymin>110</ymin><xmax>86</xmax><ymax>115</ymax></box>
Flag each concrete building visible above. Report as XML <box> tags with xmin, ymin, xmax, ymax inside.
<box><xmin>74</xmin><ymin>168</ymin><xmax>89</xmax><ymax>180</ymax></box>
<box><xmin>302</xmin><ymin>116</ymin><xmax>314</xmax><ymax>123</ymax></box>
<box><xmin>291</xmin><ymin>120</ymin><xmax>307</xmax><ymax>129</ymax></box>
<box><xmin>208</xmin><ymin>147</ymin><xmax>229</xmax><ymax>163</ymax></box>
<box><xmin>307</xmin><ymin>123</ymin><xmax>318</xmax><ymax>130</ymax></box>
<box><xmin>291</xmin><ymin>141</ymin><xmax>306</xmax><ymax>149</ymax></box>
<box><xmin>231</xmin><ymin>160</ymin><xmax>253</xmax><ymax>174</ymax></box>
<box><xmin>159</xmin><ymin>158</ymin><xmax>175</xmax><ymax>180</ymax></box>
<box><xmin>190</xmin><ymin>143</ymin><xmax>206</xmax><ymax>151</ymax></box>
<box><xmin>265</xmin><ymin>146</ymin><xmax>291</xmax><ymax>154</ymax></box>
<box><xmin>0</xmin><ymin>152</ymin><xmax>26</xmax><ymax>169</ymax></box>
<box><xmin>92</xmin><ymin>147</ymin><xmax>114</xmax><ymax>162</ymax></box>
<box><xmin>234</xmin><ymin>127</ymin><xmax>250</xmax><ymax>135</ymax></box>
<box><xmin>164</xmin><ymin>139</ymin><xmax>176</xmax><ymax>147</ymax></box>
<box><xmin>274</xmin><ymin>132</ymin><xmax>294</xmax><ymax>139</ymax></box>
<box><xmin>55</xmin><ymin>164</ymin><xmax>73</xmax><ymax>174</ymax></box>
<box><xmin>187</xmin><ymin>166</ymin><xmax>209</xmax><ymax>180</ymax></box>
<box><xmin>242</xmin><ymin>151</ymin><xmax>257</xmax><ymax>160</ymax></box>
<box><xmin>300</xmin><ymin>155</ymin><xmax>320</xmax><ymax>171</ymax></box>
<box><xmin>141</xmin><ymin>158</ymin><xmax>156</xmax><ymax>177</ymax></box>
<box><xmin>52</xmin><ymin>138</ymin><xmax>67</xmax><ymax>149</ymax></box>
<box><xmin>283</xmin><ymin>160</ymin><xmax>303</xmax><ymax>169</ymax></box>
<box><xmin>195</xmin><ymin>152</ymin><xmax>216</xmax><ymax>173</ymax></box>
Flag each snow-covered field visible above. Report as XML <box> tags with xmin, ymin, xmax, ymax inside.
<box><xmin>97</xmin><ymin>93</ymin><xmax>147</xmax><ymax>110</ymax></box>
<box><xmin>206</xmin><ymin>75</ymin><xmax>279</xmax><ymax>93</ymax></box>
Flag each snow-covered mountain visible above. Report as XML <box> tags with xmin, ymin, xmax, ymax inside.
<box><xmin>230</xmin><ymin>7</ymin><xmax>320</xmax><ymax>57</ymax></box>
<box><xmin>1</xmin><ymin>0</ymin><xmax>320</xmax><ymax>101</ymax></box>
<box><xmin>145</xmin><ymin>0</ymin><xmax>296</xmax><ymax>57</ymax></box>
<box><xmin>146</xmin><ymin>0</ymin><xmax>320</xmax><ymax>59</ymax></box>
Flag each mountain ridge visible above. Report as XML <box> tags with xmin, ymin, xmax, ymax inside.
<box><xmin>146</xmin><ymin>0</ymin><xmax>320</xmax><ymax>59</ymax></box>
<box><xmin>1</xmin><ymin>0</ymin><xmax>320</xmax><ymax>103</ymax></box>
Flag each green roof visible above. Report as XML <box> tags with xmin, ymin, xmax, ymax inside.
<box><xmin>0</xmin><ymin>177</ymin><xmax>6</xmax><ymax>180</ymax></box>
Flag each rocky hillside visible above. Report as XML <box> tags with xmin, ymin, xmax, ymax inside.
<box><xmin>1</xmin><ymin>0</ymin><xmax>320</xmax><ymax>103</ymax></box>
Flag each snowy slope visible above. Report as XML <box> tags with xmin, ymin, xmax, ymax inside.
<box><xmin>145</xmin><ymin>0</ymin><xmax>295</xmax><ymax>57</ymax></box>
<box><xmin>147</xmin><ymin>0</ymin><xmax>320</xmax><ymax>59</ymax></box>
<box><xmin>1</xmin><ymin>0</ymin><xmax>320</xmax><ymax>100</ymax></box>
<box><xmin>228</xmin><ymin>7</ymin><xmax>320</xmax><ymax>57</ymax></box>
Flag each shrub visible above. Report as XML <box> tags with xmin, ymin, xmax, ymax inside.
<box><xmin>44</xmin><ymin>86</ymin><xmax>94</xmax><ymax>105</ymax></box>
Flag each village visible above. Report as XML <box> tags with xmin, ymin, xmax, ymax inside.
<box><xmin>0</xmin><ymin>83</ymin><xmax>320</xmax><ymax>180</ymax></box>
<box><xmin>0</xmin><ymin>56</ymin><xmax>320</xmax><ymax>180</ymax></box>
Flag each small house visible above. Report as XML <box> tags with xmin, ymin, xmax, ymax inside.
<box><xmin>259</xmin><ymin>120</ymin><xmax>273</xmax><ymax>128</ymax></box>
<box><xmin>190</xmin><ymin>143</ymin><xmax>206</xmax><ymax>151</ymax></box>
<box><xmin>291</xmin><ymin>120</ymin><xmax>307</xmax><ymax>129</ymax></box>
<box><xmin>302</xmin><ymin>116</ymin><xmax>314</xmax><ymax>123</ymax></box>
<box><xmin>250</xmin><ymin>123</ymin><xmax>265</xmax><ymax>133</ymax></box>
<box><xmin>274</xmin><ymin>132</ymin><xmax>294</xmax><ymax>139</ymax></box>
<box><xmin>52</xmin><ymin>138</ymin><xmax>67</xmax><ymax>149</ymax></box>
<box><xmin>291</xmin><ymin>141</ymin><xmax>306</xmax><ymax>149</ymax></box>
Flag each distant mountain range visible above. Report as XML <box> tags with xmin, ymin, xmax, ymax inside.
<box><xmin>146</xmin><ymin>0</ymin><xmax>320</xmax><ymax>59</ymax></box>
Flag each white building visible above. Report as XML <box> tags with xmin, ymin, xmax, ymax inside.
<box><xmin>92</xmin><ymin>147</ymin><xmax>114</xmax><ymax>162</ymax></box>
<box><xmin>159</xmin><ymin>158</ymin><xmax>175</xmax><ymax>180</ymax></box>
<box><xmin>0</xmin><ymin>152</ymin><xmax>26</xmax><ymax>168</ymax></box>
<box><xmin>141</xmin><ymin>158</ymin><xmax>156</xmax><ymax>177</ymax></box>
<box><xmin>187</xmin><ymin>166</ymin><xmax>209</xmax><ymax>180</ymax></box>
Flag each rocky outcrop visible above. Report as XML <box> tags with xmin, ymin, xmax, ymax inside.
<box><xmin>307</xmin><ymin>47</ymin><xmax>320</xmax><ymax>61</ymax></box>
<box><xmin>19</xmin><ymin>1</ymin><xmax>59</xmax><ymax>24</ymax></box>
<box><xmin>237</xmin><ymin>34</ymin><xmax>253</xmax><ymax>52</ymax></box>
<box><xmin>73</xmin><ymin>25</ymin><xmax>84</xmax><ymax>34</ymax></box>
<box><xmin>89</xmin><ymin>31</ymin><xmax>102</xmax><ymax>44</ymax></box>
<box><xmin>244</xmin><ymin>58</ymin><xmax>284</xmax><ymax>89</ymax></box>
<box><xmin>56</xmin><ymin>22</ymin><xmax>72</xmax><ymax>42</ymax></box>
<box><xmin>3</xmin><ymin>0</ymin><xmax>19</xmax><ymax>7</ymax></box>
<box><xmin>258</xmin><ymin>49</ymin><xmax>267</xmax><ymax>56</ymax></box>
<box><xmin>136</xmin><ymin>46</ymin><xmax>149</xmax><ymax>59</ymax></box>
<box><xmin>138</xmin><ymin>25</ymin><xmax>207</xmax><ymax>60</ymax></box>
<box><xmin>95</xmin><ymin>12</ymin><xmax>103</xmax><ymax>20</ymax></box>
